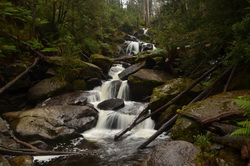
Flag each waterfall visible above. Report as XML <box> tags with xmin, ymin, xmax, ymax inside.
<box><xmin>84</xmin><ymin>63</ymin><xmax>155</xmax><ymax>133</ymax></box>
<box><xmin>126</xmin><ymin>41</ymin><xmax>140</xmax><ymax>55</ymax></box>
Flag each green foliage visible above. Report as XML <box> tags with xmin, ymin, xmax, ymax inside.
<box><xmin>194</xmin><ymin>132</ymin><xmax>212</xmax><ymax>150</ymax></box>
<box><xmin>231</xmin><ymin>95</ymin><xmax>250</xmax><ymax>136</ymax></box>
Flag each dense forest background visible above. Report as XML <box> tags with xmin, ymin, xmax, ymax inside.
<box><xmin>0</xmin><ymin>0</ymin><xmax>249</xmax><ymax>79</ymax></box>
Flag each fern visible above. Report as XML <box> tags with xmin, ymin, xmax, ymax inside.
<box><xmin>232</xmin><ymin>95</ymin><xmax>250</xmax><ymax>136</ymax></box>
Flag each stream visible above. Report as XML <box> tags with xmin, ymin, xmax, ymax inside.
<box><xmin>33</xmin><ymin>64</ymin><xmax>169</xmax><ymax>166</ymax></box>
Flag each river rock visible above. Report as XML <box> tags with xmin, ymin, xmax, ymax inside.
<box><xmin>150</xmin><ymin>78</ymin><xmax>202</xmax><ymax>114</ymax></box>
<box><xmin>89</xmin><ymin>54</ymin><xmax>114</xmax><ymax>74</ymax></box>
<box><xmin>128</xmin><ymin>69</ymin><xmax>173</xmax><ymax>100</ymax></box>
<box><xmin>9</xmin><ymin>155</ymin><xmax>34</xmax><ymax>166</ymax></box>
<box><xmin>178</xmin><ymin>90</ymin><xmax>250</xmax><ymax>123</ymax></box>
<box><xmin>141</xmin><ymin>141</ymin><xmax>199</xmax><ymax>166</ymax></box>
<box><xmin>3</xmin><ymin>105</ymin><xmax>98</xmax><ymax>141</ymax></box>
<box><xmin>118</xmin><ymin>62</ymin><xmax>146</xmax><ymax>80</ymax></box>
<box><xmin>37</xmin><ymin>91</ymin><xmax>90</xmax><ymax>107</ymax></box>
<box><xmin>97</xmin><ymin>98</ymin><xmax>125</xmax><ymax>110</ymax></box>
<box><xmin>0</xmin><ymin>156</ymin><xmax>11</xmax><ymax>166</ymax></box>
<box><xmin>27</xmin><ymin>77</ymin><xmax>71</xmax><ymax>102</ymax></box>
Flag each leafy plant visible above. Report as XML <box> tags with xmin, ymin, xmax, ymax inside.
<box><xmin>231</xmin><ymin>95</ymin><xmax>250</xmax><ymax>136</ymax></box>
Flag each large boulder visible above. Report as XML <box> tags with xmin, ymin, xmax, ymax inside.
<box><xmin>9</xmin><ymin>155</ymin><xmax>34</xmax><ymax>166</ymax></box>
<box><xmin>140</xmin><ymin>141</ymin><xmax>199</xmax><ymax>166</ymax></box>
<box><xmin>27</xmin><ymin>77</ymin><xmax>71</xmax><ymax>102</ymax></box>
<box><xmin>37</xmin><ymin>91</ymin><xmax>90</xmax><ymax>107</ymax></box>
<box><xmin>3</xmin><ymin>105</ymin><xmax>98</xmax><ymax>141</ymax></box>
<box><xmin>128</xmin><ymin>69</ymin><xmax>173</xmax><ymax>100</ymax></box>
<box><xmin>89</xmin><ymin>54</ymin><xmax>114</xmax><ymax>74</ymax></box>
<box><xmin>178</xmin><ymin>90</ymin><xmax>250</xmax><ymax>123</ymax></box>
<box><xmin>97</xmin><ymin>98</ymin><xmax>125</xmax><ymax>110</ymax></box>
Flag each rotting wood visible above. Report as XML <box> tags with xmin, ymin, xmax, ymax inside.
<box><xmin>201</xmin><ymin>112</ymin><xmax>243</xmax><ymax>124</ymax></box>
<box><xmin>0</xmin><ymin>57</ymin><xmax>40</xmax><ymax>95</ymax></box>
<box><xmin>137</xmin><ymin>67</ymin><xmax>232</xmax><ymax>148</ymax></box>
<box><xmin>114</xmin><ymin>58</ymin><xmax>225</xmax><ymax>141</ymax></box>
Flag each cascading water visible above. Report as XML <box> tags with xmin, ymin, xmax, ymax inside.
<box><xmin>34</xmin><ymin>64</ymin><xmax>168</xmax><ymax>166</ymax></box>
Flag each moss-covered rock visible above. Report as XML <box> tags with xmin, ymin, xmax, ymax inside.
<box><xmin>45</xmin><ymin>56</ymin><xmax>102</xmax><ymax>83</ymax></box>
<box><xmin>154</xmin><ymin>105</ymin><xmax>180</xmax><ymax>129</ymax></box>
<box><xmin>171</xmin><ymin>116</ymin><xmax>202</xmax><ymax>142</ymax></box>
<box><xmin>27</xmin><ymin>77</ymin><xmax>71</xmax><ymax>102</ymax></box>
<box><xmin>72</xmin><ymin>80</ymin><xmax>87</xmax><ymax>91</ymax></box>
<box><xmin>178</xmin><ymin>90</ymin><xmax>250</xmax><ymax>123</ymax></box>
<box><xmin>128</xmin><ymin>69</ymin><xmax>173</xmax><ymax>100</ymax></box>
<box><xmin>150</xmin><ymin>78</ymin><xmax>203</xmax><ymax>113</ymax></box>
<box><xmin>89</xmin><ymin>54</ymin><xmax>114</xmax><ymax>74</ymax></box>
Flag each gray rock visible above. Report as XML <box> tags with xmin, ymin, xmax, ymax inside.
<box><xmin>0</xmin><ymin>155</ymin><xmax>11</xmax><ymax>166</ymax></box>
<box><xmin>3</xmin><ymin>105</ymin><xmax>98</xmax><ymax>141</ymax></box>
<box><xmin>141</xmin><ymin>141</ymin><xmax>199</xmax><ymax>166</ymax></box>
<box><xmin>97</xmin><ymin>98</ymin><xmax>125</xmax><ymax>110</ymax></box>
<box><xmin>37</xmin><ymin>91</ymin><xmax>90</xmax><ymax>107</ymax></box>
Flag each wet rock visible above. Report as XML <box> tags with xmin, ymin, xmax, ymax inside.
<box><xmin>150</xmin><ymin>78</ymin><xmax>202</xmax><ymax>113</ymax></box>
<box><xmin>89</xmin><ymin>54</ymin><xmax>114</xmax><ymax>74</ymax></box>
<box><xmin>3</xmin><ymin>105</ymin><xmax>98</xmax><ymax>141</ymax></box>
<box><xmin>29</xmin><ymin>140</ymin><xmax>48</xmax><ymax>149</ymax></box>
<box><xmin>178</xmin><ymin>90</ymin><xmax>250</xmax><ymax>123</ymax></box>
<box><xmin>141</xmin><ymin>141</ymin><xmax>199</xmax><ymax>166</ymax></box>
<box><xmin>97</xmin><ymin>98</ymin><xmax>125</xmax><ymax>110</ymax></box>
<box><xmin>128</xmin><ymin>69</ymin><xmax>173</xmax><ymax>100</ymax></box>
<box><xmin>170</xmin><ymin>116</ymin><xmax>202</xmax><ymax>142</ymax></box>
<box><xmin>37</xmin><ymin>91</ymin><xmax>90</xmax><ymax>107</ymax></box>
<box><xmin>27</xmin><ymin>77</ymin><xmax>72</xmax><ymax>102</ymax></box>
<box><xmin>0</xmin><ymin>155</ymin><xmax>11</xmax><ymax>166</ymax></box>
<box><xmin>118</xmin><ymin>62</ymin><xmax>145</xmax><ymax>80</ymax></box>
<box><xmin>9</xmin><ymin>155</ymin><xmax>34</xmax><ymax>166</ymax></box>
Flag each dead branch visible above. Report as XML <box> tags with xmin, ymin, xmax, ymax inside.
<box><xmin>0</xmin><ymin>145</ymin><xmax>92</xmax><ymax>156</ymax></box>
<box><xmin>0</xmin><ymin>57</ymin><xmax>40</xmax><ymax>95</ymax></box>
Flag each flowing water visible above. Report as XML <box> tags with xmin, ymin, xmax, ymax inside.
<box><xmin>34</xmin><ymin>64</ymin><xmax>169</xmax><ymax>166</ymax></box>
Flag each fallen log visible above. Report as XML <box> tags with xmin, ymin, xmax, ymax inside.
<box><xmin>0</xmin><ymin>145</ymin><xmax>93</xmax><ymax>156</ymax></box>
<box><xmin>0</xmin><ymin>57</ymin><xmax>40</xmax><ymax>95</ymax></box>
<box><xmin>137</xmin><ymin>67</ymin><xmax>232</xmax><ymax>149</ymax></box>
<box><xmin>114</xmin><ymin>58</ymin><xmax>224</xmax><ymax>141</ymax></box>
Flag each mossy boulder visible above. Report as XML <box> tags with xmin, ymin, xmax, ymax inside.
<box><xmin>128</xmin><ymin>69</ymin><xmax>173</xmax><ymax>100</ymax></box>
<box><xmin>89</xmin><ymin>54</ymin><xmax>114</xmax><ymax>74</ymax></box>
<box><xmin>27</xmin><ymin>77</ymin><xmax>71</xmax><ymax>102</ymax></box>
<box><xmin>45</xmin><ymin>56</ymin><xmax>102</xmax><ymax>83</ymax></box>
<box><xmin>171</xmin><ymin>116</ymin><xmax>202</xmax><ymax>142</ymax></box>
<box><xmin>178</xmin><ymin>90</ymin><xmax>250</xmax><ymax>123</ymax></box>
<box><xmin>150</xmin><ymin>78</ymin><xmax>203</xmax><ymax>113</ymax></box>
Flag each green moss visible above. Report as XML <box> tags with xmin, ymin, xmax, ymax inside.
<box><xmin>171</xmin><ymin>116</ymin><xmax>202</xmax><ymax>142</ymax></box>
<box><xmin>72</xmin><ymin>80</ymin><xmax>87</xmax><ymax>91</ymax></box>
